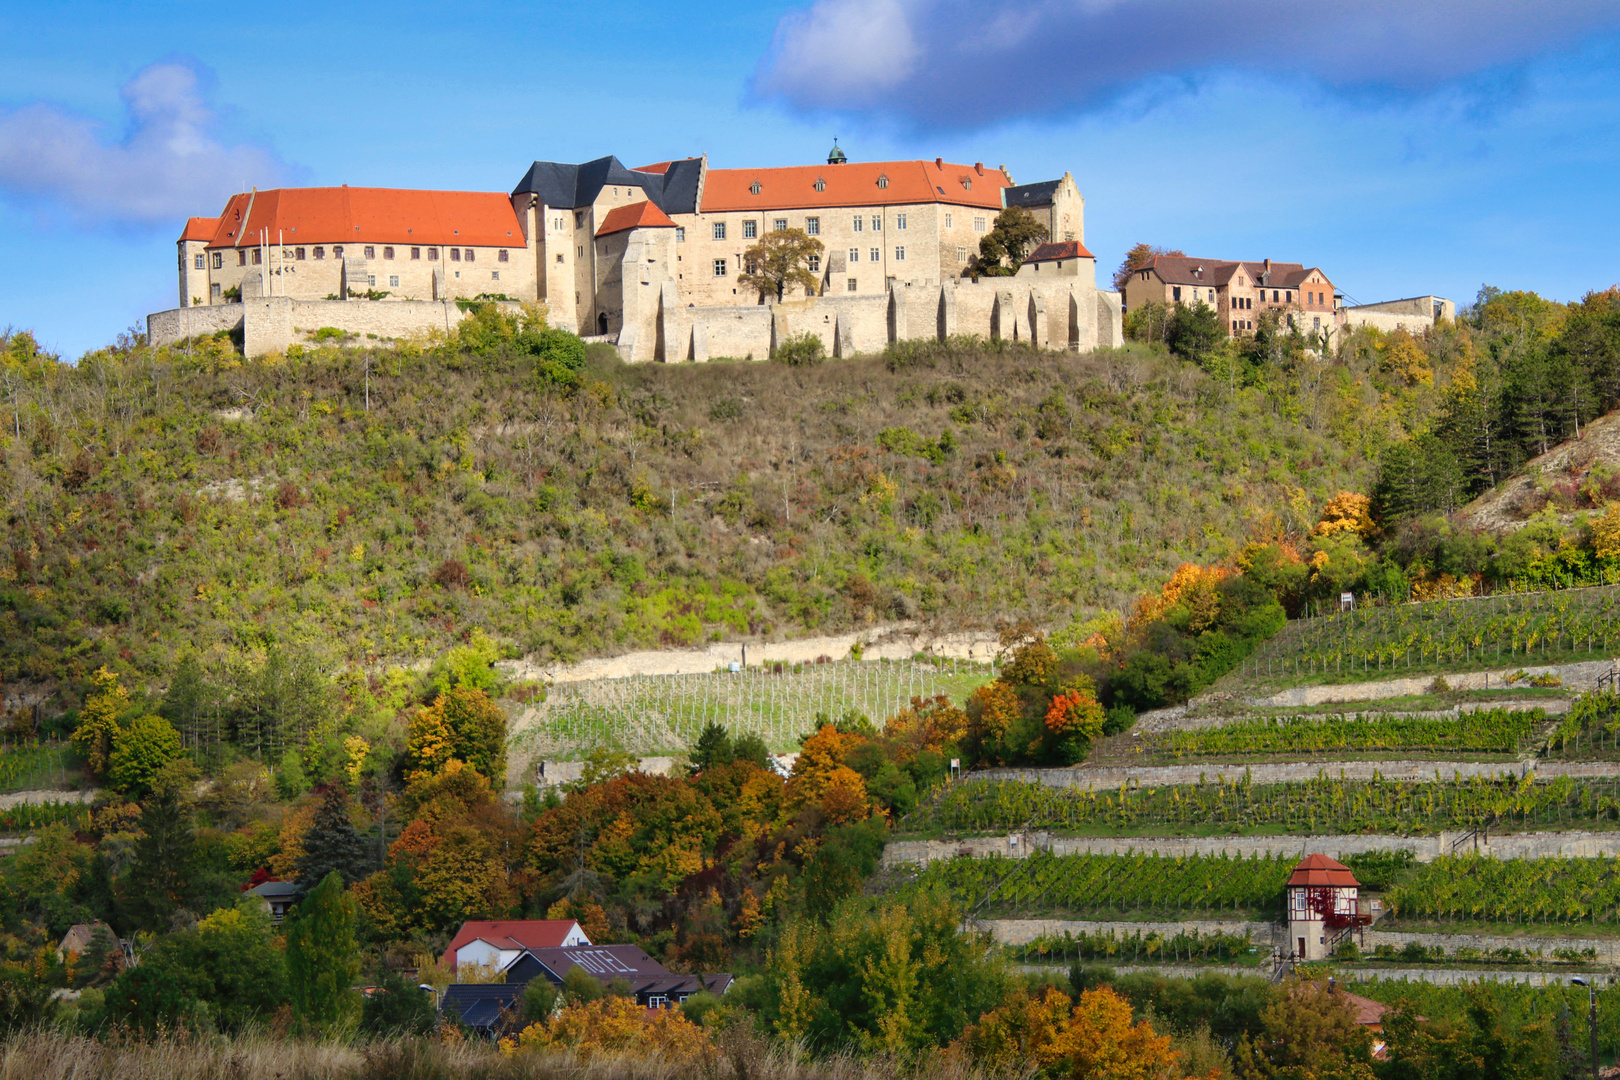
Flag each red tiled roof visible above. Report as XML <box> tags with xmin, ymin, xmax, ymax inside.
<box><xmin>202</xmin><ymin>187</ymin><xmax>523</xmax><ymax>249</ymax></box>
<box><xmin>633</xmin><ymin>160</ymin><xmax>695</xmax><ymax>175</ymax></box>
<box><xmin>596</xmin><ymin>200</ymin><xmax>677</xmax><ymax>236</ymax></box>
<box><xmin>1339</xmin><ymin>989</ymin><xmax>1391</xmax><ymax>1027</ymax></box>
<box><xmin>1024</xmin><ymin>240</ymin><xmax>1094</xmax><ymax>262</ymax></box>
<box><xmin>701</xmin><ymin>159</ymin><xmax>1011</xmax><ymax>212</ymax></box>
<box><xmin>180</xmin><ymin>216</ymin><xmax>220</xmax><ymax>243</ymax></box>
<box><xmin>440</xmin><ymin>919</ymin><xmax>586</xmax><ymax>970</ymax></box>
<box><xmin>1287</xmin><ymin>853</ymin><xmax>1361</xmax><ymax>889</ymax></box>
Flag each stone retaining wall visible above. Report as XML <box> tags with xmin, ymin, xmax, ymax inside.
<box><xmin>968</xmin><ymin>757</ymin><xmax>1620</xmax><ymax>791</ymax></box>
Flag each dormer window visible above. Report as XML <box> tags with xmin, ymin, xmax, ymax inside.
<box><xmin>750</xmin><ymin>180</ymin><xmax>761</xmax><ymax>195</ymax></box>
<box><xmin>877</xmin><ymin>174</ymin><xmax>888</xmax><ymax>189</ymax></box>
<box><xmin>814</xmin><ymin>177</ymin><xmax>825</xmax><ymax>192</ymax></box>
<box><xmin>963</xmin><ymin>178</ymin><xmax>972</xmax><ymax>190</ymax></box>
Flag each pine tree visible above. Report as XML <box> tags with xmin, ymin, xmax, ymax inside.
<box><xmin>120</xmin><ymin>788</ymin><xmax>200</xmax><ymax>931</ymax></box>
<box><xmin>294</xmin><ymin>786</ymin><xmax>371</xmax><ymax>893</ymax></box>
<box><xmin>285</xmin><ymin>871</ymin><xmax>361</xmax><ymax>1035</ymax></box>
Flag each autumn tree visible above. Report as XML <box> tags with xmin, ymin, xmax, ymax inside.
<box><xmin>71</xmin><ymin>667</ymin><xmax>130</xmax><ymax>779</ymax></box>
<box><xmin>738</xmin><ymin>229</ymin><xmax>825</xmax><ymax>302</ymax></box>
<box><xmin>1113</xmin><ymin>243</ymin><xmax>1186</xmax><ymax>293</ymax></box>
<box><xmin>1235</xmin><ymin>978</ymin><xmax>1374</xmax><ymax>1079</ymax></box>
<box><xmin>405</xmin><ymin>687</ymin><xmax>507</xmax><ymax>788</ymax></box>
<box><xmin>108</xmin><ymin>715</ymin><xmax>185</xmax><ymax>799</ymax></box>
<box><xmin>977</xmin><ymin>207</ymin><xmax>1048</xmax><ymax>276</ymax></box>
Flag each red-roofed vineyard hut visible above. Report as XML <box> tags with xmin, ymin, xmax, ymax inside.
<box><xmin>1287</xmin><ymin>854</ymin><xmax>1369</xmax><ymax>960</ymax></box>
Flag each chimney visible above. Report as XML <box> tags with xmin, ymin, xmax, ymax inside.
<box><xmin>935</xmin><ymin>157</ymin><xmax>943</xmax><ymax>169</ymax></box>
<box><xmin>974</xmin><ymin>162</ymin><xmax>984</xmax><ymax>175</ymax></box>
<box><xmin>1264</xmin><ymin>258</ymin><xmax>1272</xmax><ymax>273</ymax></box>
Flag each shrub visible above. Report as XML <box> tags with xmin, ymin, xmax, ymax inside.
<box><xmin>772</xmin><ymin>332</ymin><xmax>824</xmax><ymax>367</ymax></box>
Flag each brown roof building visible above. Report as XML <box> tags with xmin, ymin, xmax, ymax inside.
<box><xmin>1122</xmin><ymin>254</ymin><xmax>1338</xmax><ymax>338</ymax></box>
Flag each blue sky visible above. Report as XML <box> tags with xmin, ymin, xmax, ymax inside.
<box><xmin>2</xmin><ymin>0</ymin><xmax>1619</xmax><ymax>357</ymax></box>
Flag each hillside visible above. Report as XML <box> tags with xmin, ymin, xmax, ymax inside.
<box><xmin>0</xmin><ymin>329</ymin><xmax>1432</xmax><ymax>713</ymax></box>
<box><xmin>1461</xmin><ymin>407</ymin><xmax>1620</xmax><ymax>532</ymax></box>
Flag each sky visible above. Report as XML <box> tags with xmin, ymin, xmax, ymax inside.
<box><xmin>2</xmin><ymin>0</ymin><xmax>1619</xmax><ymax>358</ymax></box>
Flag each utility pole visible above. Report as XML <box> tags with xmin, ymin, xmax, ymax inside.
<box><xmin>1573</xmin><ymin>977</ymin><xmax>1600</xmax><ymax>1080</ymax></box>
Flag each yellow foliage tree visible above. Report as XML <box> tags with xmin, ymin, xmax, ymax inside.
<box><xmin>787</xmin><ymin>725</ymin><xmax>872</xmax><ymax>821</ymax></box>
<box><xmin>1593</xmin><ymin>502</ymin><xmax>1620</xmax><ymax>564</ymax></box>
<box><xmin>511</xmin><ymin>995</ymin><xmax>712</xmax><ymax>1061</ymax></box>
<box><xmin>956</xmin><ymin>986</ymin><xmax>1204</xmax><ymax>1080</ymax></box>
<box><xmin>1131</xmin><ymin>564</ymin><xmax>1232</xmax><ymax>632</ymax></box>
<box><xmin>71</xmin><ymin>667</ymin><xmax>130</xmax><ymax>779</ymax></box>
<box><xmin>1313</xmin><ymin>492</ymin><xmax>1377</xmax><ymax>540</ymax></box>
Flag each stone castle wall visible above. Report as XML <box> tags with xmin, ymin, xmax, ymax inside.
<box><xmin>149</xmin><ymin>297</ymin><xmax>523</xmax><ymax>355</ymax></box>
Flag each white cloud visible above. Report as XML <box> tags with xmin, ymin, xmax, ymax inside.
<box><xmin>752</xmin><ymin>0</ymin><xmax>1620</xmax><ymax>128</ymax></box>
<box><xmin>0</xmin><ymin>61</ymin><xmax>287</xmax><ymax>227</ymax></box>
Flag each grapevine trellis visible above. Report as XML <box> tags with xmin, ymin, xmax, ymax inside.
<box><xmin>1388</xmin><ymin>854</ymin><xmax>1620</xmax><ymax>925</ymax></box>
<box><xmin>1550</xmin><ymin>691</ymin><xmax>1620</xmax><ymax>759</ymax></box>
<box><xmin>916</xmin><ymin>850</ymin><xmax>1295</xmax><ymax>918</ymax></box>
<box><xmin>904</xmin><ymin>773</ymin><xmax>1620</xmax><ymax>837</ymax></box>
<box><xmin>1140</xmin><ymin>708</ymin><xmax>1546</xmax><ymax>760</ymax></box>
<box><xmin>0</xmin><ymin>740</ymin><xmax>75</xmax><ymax>794</ymax></box>
<box><xmin>1237</xmin><ymin>584</ymin><xmax>1620</xmax><ymax>686</ymax></box>
<box><xmin>0</xmin><ymin>800</ymin><xmax>89</xmax><ymax>834</ymax></box>
<box><xmin>512</xmin><ymin>658</ymin><xmax>994</xmax><ymax>756</ymax></box>
<box><xmin>1012</xmin><ymin>927</ymin><xmax>1258</xmax><ymax>966</ymax></box>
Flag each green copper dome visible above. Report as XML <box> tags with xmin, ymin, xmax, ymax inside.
<box><xmin>827</xmin><ymin>140</ymin><xmax>847</xmax><ymax>165</ymax></box>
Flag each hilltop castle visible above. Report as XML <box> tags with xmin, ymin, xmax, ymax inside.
<box><xmin>153</xmin><ymin>145</ymin><xmax>1122</xmax><ymax>359</ymax></box>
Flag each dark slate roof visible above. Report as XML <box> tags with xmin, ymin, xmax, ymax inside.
<box><xmin>524</xmin><ymin>944</ymin><xmax>669</xmax><ymax>983</ymax></box>
<box><xmin>248</xmin><ymin>881</ymin><xmax>300</xmax><ymax>899</ymax></box>
<box><xmin>442</xmin><ymin>983</ymin><xmax>522</xmax><ymax>1031</ymax></box>
<box><xmin>511</xmin><ymin>155</ymin><xmax>703</xmax><ymax>215</ymax></box>
<box><xmin>1004</xmin><ymin>179</ymin><xmax>1060</xmax><ymax>208</ymax></box>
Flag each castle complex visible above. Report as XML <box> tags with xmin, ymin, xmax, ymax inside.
<box><xmin>151</xmin><ymin>146</ymin><xmax>1121</xmax><ymax>359</ymax></box>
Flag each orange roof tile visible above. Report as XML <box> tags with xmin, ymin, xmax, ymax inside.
<box><xmin>440</xmin><ymin>919</ymin><xmax>587</xmax><ymax>970</ymax></box>
<box><xmin>1024</xmin><ymin>240</ymin><xmax>1095</xmax><ymax>262</ymax></box>
<box><xmin>596</xmin><ymin>200</ymin><xmax>677</xmax><ymax>236</ymax></box>
<box><xmin>202</xmin><ymin>187</ymin><xmax>523</xmax><ymax>249</ymax></box>
<box><xmin>1287</xmin><ymin>853</ymin><xmax>1361</xmax><ymax>889</ymax></box>
<box><xmin>179</xmin><ymin>217</ymin><xmax>220</xmax><ymax>243</ymax></box>
<box><xmin>701</xmin><ymin>160</ymin><xmax>1011</xmax><ymax>213</ymax></box>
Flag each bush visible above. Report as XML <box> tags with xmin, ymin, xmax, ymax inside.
<box><xmin>773</xmin><ymin>332</ymin><xmax>824</xmax><ymax>367</ymax></box>
<box><xmin>359</xmin><ymin>969</ymin><xmax>437</xmax><ymax>1037</ymax></box>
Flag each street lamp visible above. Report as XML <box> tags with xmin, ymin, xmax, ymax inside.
<box><xmin>1572</xmin><ymin>977</ymin><xmax>1599</xmax><ymax>1080</ymax></box>
<box><xmin>420</xmin><ymin>983</ymin><xmax>441</xmax><ymax>1009</ymax></box>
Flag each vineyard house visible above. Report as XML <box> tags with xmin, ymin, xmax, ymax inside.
<box><xmin>1286</xmin><ymin>853</ymin><xmax>1368</xmax><ymax>961</ymax></box>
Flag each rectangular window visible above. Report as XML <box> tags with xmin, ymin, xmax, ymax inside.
<box><xmin>211</xmin><ymin>282</ymin><xmax>221</xmax><ymax>297</ymax></box>
<box><xmin>1272</xmin><ymin>290</ymin><xmax>1279</xmax><ymax>302</ymax></box>
<box><xmin>806</xmin><ymin>216</ymin><xmax>819</xmax><ymax>235</ymax></box>
<box><xmin>427</xmin><ymin>247</ymin><xmax>438</xmax><ymax>260</ymax></box>
<box><xmin>973</xmin><ymin>216</ymin><xmax>986</xmax><ymax>232</ymax></box>
<box><xmin>1285</xmin><ymin>290</ymin><xmax>1292</xmax><ymax>302</ymax></box>
<box><xmin>363</xmin><ymin>245</ymin><xmax>375</xmax><ymax>258</ymax></box>
<box><xmin>895</xmin><ymin>246</ymin><xmax>905</xmax><ymax>261</ymax></box>
<box><xmin>852</xmin><ymin>216</ymin><xmax>862</xmax><ymax>232</ymax></box>
<box><xmin>295</xmin><ymin>247</ymin><xmax>306</xmax><ymax>260</ymax></box>
<box><xmin>383</xmin><ymin>246</ymin><xmax>394</xmax><ymax>260</ymax></box>
<box><xmin>849</xmin><ymin>248</ymin><xmax>859</xmax><ymax>262</ymax></box>
<box><xmin>389</xmin><ymin>275</ymin><xmax>399</xmax><ymax>287</ymax></box>
<box><xmin>808</xmin><ymin>254</ymin><xmax>820</xmax><ymax>272</ymax></box>
<box><xmin>675</xmin><ymin>226</ymin><xmax>685</xmax><ymax>242</ymax></box>
<box><xmin>313</xmin><ymin>246</ymin><xmax>325</xmax><ymax>259</ymax></box>
<box><xmin>713</xmin><ymin>222</ymin><xmax>726</xmax><ymax>240</ymax></box>
<box><xmin>945</xmin><ymin>213</ymin><xmax>953</xmax><ymax>228</ymax></box>
<box><xmin>896</xmin><ymin>213</ymin><xmax>907</xmax><ymax>230</ymax></box>
<box><xmin>411</xmin><ymin>247</ymin><xmax>421</xmax><ymax>260</ymax></box>
<box><xmin>212</xmin><ymin>252</ymin><xmax>223</xmax><ymax>269</ymax></box>
<box><xmin>847</xmin><ymin>278</ymin><xmax>857</xmax><ymax>292</ymax></box>
<box><xmin>575</xmin><ymin>211</ymin><xmax>584</xmax><ymax>227</ymax></box>
<box><xmin>773</xmin><ymin>218</ymin><xmax>787</xmax><ymax>232</ymax></box>
<box><xmin>367</xmin><ymin>274</ymin><xmax>376</xmax><ymax>287</ymax></box>
<box><xmin>713</xmin><ymin>258</ymin><xmax>728</xmax><ymax>276</ymax></box>
<box><xmin>498</xmin><ymin>249</ymin><xmax>508</xmax><ymax>263</ymax></box>
<box><xmin>956</xmin><ymin>246</ymin><xmax>967</xmax><ymax>262</ymax></box>
<box><xmin>743</xmin><ymin>220</ymin><xmax>757</xmax><ymax>239</ymax></box>
<box><xmin>251</xmin><ymin>249</ymin><xmax>261</xmax><ymax>264</ymax></box>
<box><xmin>238</xmin><ymin>250</ymin><xmax>247</xmax><ymax>266</ymax></box>
<box><xmin>193</xmin><ymin>253</ymin><xmax>205</xmax><ymax>270</ymax></box>
<box><xmin>334</xmin><ymin>245</ymin><xmax>343</xmax><ymax>257</ymax></box>
<box><xmin>450</xmin><ymin>248</ymin><xmax>460</xmax><ymax>261</ymax></box>
<box><xmin>1173</xmin><ymin>286</ymin><xmax>1182</xmax><ymax>301</ymax></box>
<box><xmin>491</xmin><ymin>271</ymin><xmax>500</xmax><ymax>280</ymax></box>
<box><xmin>556</xmin><ymin>253</ymin><xmax>564</xmax><ymax>263</ymax></box>
<box><xmin>465</xmin><ymin>248</ymin><xmax>475</xmax><ymax>261</ymax></box>
<box><xmin>869</xmin><ymin>247</ymin><xmax>879</xmax><ymax>262</ymax></box>
<box><xmin>872</xmin><ymin>215</ymin><xmax>881</xmax><ymax>231</ymax></box>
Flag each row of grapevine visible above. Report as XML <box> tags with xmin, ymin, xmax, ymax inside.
<box><xmin>1139</xmin><ymin>709</ymin><xmax>1546</xmax><ymax>759</ymax></box>
<box><xmin>1549</xmin><ymin>691</ymin><xmax>1620</xmax><ymax>759</ymax></box>
<box><xmin>0</xmin><ymin>801</ymin><xmax>90</xmax><ymax>833</ymax></box>
<box><xmin>0</xmin><ymin>741</ymin><xmax>78</xmax><ymax>793</ymax></box>
<box><xmin>1386</xmin><ymin>854</ymin><xmax>1620</xmax><ymax>925</ymax></box>
<box><xmin>1012</xmin><ymin>928</ymin><xmax>1258</xmax><ymax>966</ymax></box>
<box><xmin>916</xmin><ymin>850</ymin><xmax>1293</xmax><ymax>916</ymax></box>
<box><xmin>905</xmin><ymin>773</ymin><xmax>1616</xmax><ymax>836</ymax></box>
<box><xmin>1237</xmin><ymin>584</ymin><xmax>1620</xmax><ymax>686</ymax></box>
<box><xmin>512</xmin><ymin>658</ymin><xmax>993</xmax><ymax>755</ymax></box>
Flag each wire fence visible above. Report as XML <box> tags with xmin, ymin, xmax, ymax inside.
<box><xmin>511</xmin><ymin>658</ymin><xmax>995</xmax><ymax>756</ymax></box>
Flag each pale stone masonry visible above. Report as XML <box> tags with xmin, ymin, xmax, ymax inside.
<box><xmin>152</xmin><ymin>146</ymin><xmax>1123</xmax><ymax>358</ymax></box>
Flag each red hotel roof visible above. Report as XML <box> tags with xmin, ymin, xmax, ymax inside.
<box><xmin>440</xmin><ymin>919</ymin><xmax>587</xmax><ymax>970</ymax></box>
<box><xmin>1287</xmin><ymin>853</ymin><xmax>1361</xmax><ymax>889</ymax></box>
<box><xmin>596</xmin><ymin>200</ymin><xmax>677</xmax><ymax>236</ymax></box>
<box><xmin>200</xmin><ymin>187</ymin><xmax>523</xmax><ymax>249</ymax></box>
<box><xmin>701</xmin><ymin>159</ymin><xmax>1011</xmax><ymax>213</ymax></box>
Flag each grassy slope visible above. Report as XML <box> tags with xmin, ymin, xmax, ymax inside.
<box><xmin>1</xmin><ymin>338</ymin><xmax>1391</xmax><ymax>704</ymax></box>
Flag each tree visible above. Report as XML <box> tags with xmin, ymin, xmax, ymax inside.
<box><xmin>978</xmin><ymin>207</ymin><xmax>1048</xmax><ymax>275</ymax></box>
<box><xmin>285</xmin><ymin>871</ymin><xmax>362</xmax><ymax>1035</ymax></box>
<box><xmin>119</xmin><ymin>785</ymin><xmax>203</xmax><ymax>931</ymax></box>
<box><xmin>108</xmin><ymin>715</ymin><xmax>185</xmax><ymax>799</ymax></box>
<box><xmin>1113</xmin><ymin>243</ymin><xmax>1186</xmax><ymax>293</ymax></box>
<box><xmin>295</xmin><ymin>785</ymin><xmax>372</xmax><ymax>892</ymax></box>
<box><xmin>359</xmin><ymin>968</ymin><xmax>437</xmax><ymax>1037</ymax></box>
<box><xmin>738</xmin><ymin>229</ymin><xmax>824</xmax><ymax>302</ymax></box>
<box><xmin>563</xmin><ymin>965</ymin><xmax>605</xmax><ymax>1004</ymax></box>
<box><xmin>1236</xmin><ymin>978</ymin><xmax>1374</xmax><ymax>1079</ymax></box>
<box><xmin>1166</xmin><ymin>302</ymin><xmax>1227</xmax><ymax>369</ymax></box>
<box><xmin>406</xmin><ymin>687</ymin><xmax>507</xmax><ymax>788</ymax></box>
<box><xmin>688</xmin><ymin>722</ymin><xmax>734</xmax><ymax>775</ymax></box>
<box><xmin>71</xmin><ymin>667</ymin><xmax>130</xmax><ymax>779</ymax></box>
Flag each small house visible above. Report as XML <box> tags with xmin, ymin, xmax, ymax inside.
<box><xmin>1286</xmin><ymin>854</ymin><xmax>1367</xmax><ymax>961</ymax></box>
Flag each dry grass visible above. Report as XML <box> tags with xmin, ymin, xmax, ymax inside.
<box><xmin>0</xmin><ymin>1028</ymin><xmax>1025</xmax><ymax>1080</ymax></box>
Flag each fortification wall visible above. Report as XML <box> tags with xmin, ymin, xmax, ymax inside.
<box><xmin>147</xmin><ymin>304</ymin><xmax>243</xmax><ymax>345</ymax></box>
<box><xmin>149</xmin><ymin>298</ymin><xmax>524</xmax><ymax>357</ymax></box>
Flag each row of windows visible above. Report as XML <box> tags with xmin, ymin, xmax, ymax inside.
<box><xmin>197</xmin><ymin>246</ymin><xmax>508</xmax><ymax>270</ymax></box>
<box><xmin>845</xmin><ymin>247</ymin><xmax>906</xmax><ymax>263</ymax></box>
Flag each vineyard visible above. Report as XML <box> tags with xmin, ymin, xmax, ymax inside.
<box><xmin>0</xmin><ymin>801</ymin><xmax>90</xmax><ymax>833</ymax></box>
<box><xmin>0</xmin><ymin>742</ymin><xmax>79</xmax><ymax>793</ymax></box>
<box><xmin>1230</xmin><ymin>584</ymin><xmax>1620</xmax><ymax>687</ymax></box>
<box><xmin>1010</xmin><ymin>927</ymin><xmax>1260</xmax><ymax>966</ymax></box>
<box><xmin>510</xmin><ymin>658</ymin><xmax>993</xmax><ymax>756</ymax></box>
<box><xmin>1355</xmin><ymin>980</ymin><xmax>1620</xmax><ymax>1059</ymax></box>
<box><xmin>1549</xmin><ymin>691</ymin><xmax>1620</xmax><ymax>759</ymax></box>
<box><xmin>904</xmin><ymin>774</ymin><xmax>1620</xmax><ymax>837</ymax></box>
<box><xmin>1386</xmin><ymin>854</ymin><xmax>1620</xmax><ymax>925</ymax></box>
<box><xmin>911</xmin><ymin>850</ymin><xmax>1294</xmax><ymax>917</ymax></box>
<box><xmin>1137</xmin><ymin>709</ymin><xmax>1547</xmax><ymax>760</ymax></box>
